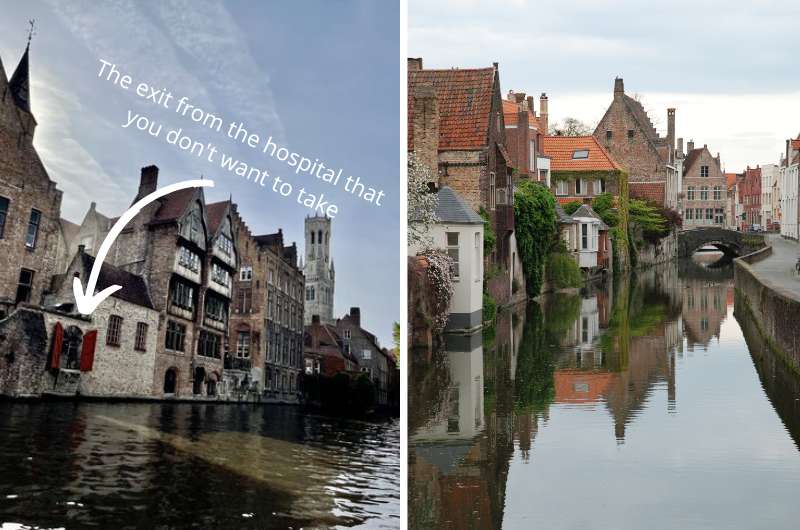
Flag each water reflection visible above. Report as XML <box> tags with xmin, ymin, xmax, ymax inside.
<box><xmin>410</xmin><ymin>259</ymin><xmax>800</xmax><ymax>530</ymax></box>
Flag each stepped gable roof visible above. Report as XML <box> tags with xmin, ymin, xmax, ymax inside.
<box><xmin>254</xmin><ymin>230</ymin><xmax>283</xmax><ymax>247</ymax></box>
<box><xmin>408</xmin><ymin>66</ymin><xmax>496</xmax><ymax>150</ymax></box>
<box><xmin>622</xmin><ymin>94</ymin><xmax>659</xmax><ymax>141</ymax></box>
<box><xmin>80</xmin><ymin>253</ymin><xmax>154</xmax><ymax>308</ymax></box>
<box><xmin>205</xmin><ymin>200</ymin><xmax>230</xmax><ymax>234</ymax></box>
<box><xmin>542</xmin><ymin>135</ymin><xmax>621</xmax><ymax>172</ymax></box>
<box><xmin>629</xmin><ymin>181</ymin><xmax>666</xmax><ymax>206</ymax></box>
<box><xmin>570</xmin><ymin>204</ymin><xmax>608</xmax><ymax>230</ymax></box>
<box><xmin>434</xmin><ymin>186</ymin><xmax>483</xmax><ymax>224</ymax></box>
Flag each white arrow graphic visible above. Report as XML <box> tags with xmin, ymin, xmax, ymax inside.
<box><xmin>73</xmin><ymin>179</ymin><xmax>215</xmax><ymax>315</ymax></box>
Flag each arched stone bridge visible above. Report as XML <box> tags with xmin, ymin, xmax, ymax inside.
<box><xmin>677</xmin><ymin>227</ymin><xmax>766</xmax><ymax>258</ymax></box>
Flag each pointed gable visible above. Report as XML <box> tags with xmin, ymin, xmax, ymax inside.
<box><xmin>8</xmin><ymin>45</ymin><xmax>31</xmax><ymax>114</ymax></box>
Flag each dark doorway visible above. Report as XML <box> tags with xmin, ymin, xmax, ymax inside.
<box><xmin>193</xmin><ymin>367</ymin><xmax>206</xmax><ymax>395</ymax></box>
<box><xmin>163</xmin><ymin>368</ymin><xmax>177</xmax><ymax>394</ymax></box>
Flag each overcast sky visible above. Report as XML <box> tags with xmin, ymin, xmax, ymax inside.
<box><xmin>0</xmin><ymin>0</ymin><xmax>399</xmax><ymax>344</ymax></box>
<box><xmin>410</xmin><ymin>0</ymin><xmax>800</xmax><ymax>171</ymax></box>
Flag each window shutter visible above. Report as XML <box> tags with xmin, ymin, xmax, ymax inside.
<box><xmin>80</xmin><ymin>330</ymin><xmax>98</xmax><ymax>372</ymax></box>
<box><xmin>50</xmin><ymin>322</ymin><xmax>64</xmax><ymax>369</ymax></box>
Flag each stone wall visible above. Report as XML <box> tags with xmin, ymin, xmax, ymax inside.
<box><xmin>734</xmin><ymin>246</ymin><xmax>800</xmax><ymax>373</ymax></box>
<box><xmin>636</xmin><ymin>231</ymin><xmax>678</xmax><ymax>269</ymax></box>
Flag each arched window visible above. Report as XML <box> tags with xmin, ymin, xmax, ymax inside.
<box><xmin>311</xmin><ymin>231</ymin><xmax>315</xmax><ymax>244</ymax></box>
<box><xmin>317</xmin><ymin>230</ymin><xmax>322</xmax><ymax>245</ymax></box>
<box><xmin>164</xmin><ymin>368</ymin><xmax>177</xmax><ymax>394</ymax></box>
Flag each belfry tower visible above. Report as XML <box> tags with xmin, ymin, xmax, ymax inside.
<box><xmin>302</xmin><ymin>215</ymin><xmax>335</xmax><ymax>325</ymax></box>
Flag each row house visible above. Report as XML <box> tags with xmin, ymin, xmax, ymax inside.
<box><xmin>542</xmin><ymin>135</ymin><xmax>623</xmax><ymax>204</ymax></box>
<box><xmin>0</xmin><ymin>44</ymin><xmax>64</xmax><ymax>318</ymax></box>
<box><xmin>761</xmin><ymin>164</ymin><xmax>780</xmax><ymax>230</ymax></box>
<box><xmin>108</xmin><ymin>165</ymin><xmax>237</xmax><ymax>398</ymax></box>
<box><xmin>681</xmin><ymin>142</ymin><xmax>727</xmax><ymax>228</ymax></box>
<box><xmin>408</xmin><ymin>57</ymin><xmax>519</xmax><ymax>305</ymax></box>
<box><xmin>336</xmin><ymin>307</ymin><xmax>395</xmax><ymax>407</ymax></box>
<box><xmin>228</xmin><ymin>210</ymin><xmax>305</xmax><ymax>401</ymax></box>
<box><xmin>555</xmin><ymin>203</ymin><xmax>613</xmax><ymax>273</ymax></box>
<box><xmin>502</xmin><ymin>90</ymin><xmax>550</xmax><ymax>185</ymax></box>
<box><xmin>724</xmin><ymin>173</ymin><xmax>738</xmax><ymax>230</ymax></box>
<box><xmin>741</xmin><ymin>166</ymin><xmax>762</xmax><ymax>230</ymax></box>
<box><xmin>304</xmin><ymin>314</ymin><xmax>359</xmax><ymax>377</ymax></box>
<box><xmin>594</xmin><ymin>78</ymin><xmax>680</xmax><ymax>211</ymax></box>
<box><xmin>780</xmin><ymin>137</ymin><xmax>800</xmax><ymax>240</ymax></box>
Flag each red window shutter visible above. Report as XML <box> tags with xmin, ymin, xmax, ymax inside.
<box><xmin>50</xmin><ymin>322</ymin><xmax>64</xmax><ymax>370</ymax></box>
<box><xmin>80</xmin><ymin>330</ymin><xmax>97</xmax><ymax>372</ymax></box>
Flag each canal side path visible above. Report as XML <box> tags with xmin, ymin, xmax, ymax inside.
<box><xmin>748</xmin><ymin>233</ymin><xmax>800</xmax><ymax>301</ymax></box>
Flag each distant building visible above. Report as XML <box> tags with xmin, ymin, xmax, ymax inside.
<box><xmin>724</xmin><ymin>173</ymin><xmax>738</xmax><ymax>230</ymax></box>
<box><xmin>741</xmin><ymin>166</ymin><xmax>762</xmax><ymax>230</ymax></box>
<box><xmin>0</xmin><ymin>43</ymin><xmax>64</xmax><ymax>318</ymax></box>
<box><xmin>556</xmin><ymin>203</ymin><xmax>612</xmax><ymax>273</ymax></box>
<box><xmin>780</xmin><ymin>137</ymin><xmax>800</xmax><ymax>240</ymax></box>
<box><xmin>542</xmin><ymin>135</ymin><xmax>623</xmax><ymax>205</ymax></box>
<box><xmin>594</xmin><ymin>78</ymin><xmax>680</xmax><ymax>210</ymax></box>
<box><xmin>680</xmin><ymin>142</ymin><xmax>726</xmax><ymax>228</ymax></box>
<box><xmin>761</xmin><ymin>164</ymin><xmax>779</xmax><ymax>231</ymax></box>
<box><xmin>502</xmin><ymin>90</ymin><xmax>549</xmax><ymax>185</ymax></box>
<box><xmin>336</xmin><ymin>307</ymin><xmax>392</xmax><ymax>406</ymax></box>
<box><xmin>304</xmin><ymin>314</ymin><xmax>358</xmax><ymax>377</ymax></box>
<box><xmin>302</xmin><ymin>215</ymin><xmax>335</xmax><ymax>325</ymax></box>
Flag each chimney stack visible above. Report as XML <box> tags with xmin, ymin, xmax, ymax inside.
<box><xmin>408</xmin><ymin>58</ymin><xmax>422</xmax><ymax>71</ymax></box>
<box><xmin>687</xmin><ymin>140</ymin><xmax>695</xmax><ymax>152</ymax></box>
<box><xmin>412</xmin><ymin>85</ymin><xmax>440</xmax><ymax>186</ymax></box>
<box><xmin>138</xmin><ymin>165</ymin><xmax>159</xmax><ymax>199</ymax></box>
<box><xmin>614</xmin><ymin>77</ymin><xmax>624</xmax><ymax>97</ymax></box>
<box><xmin>526</xmin><ymin>95</ymin><xmax>535</xmax><ymax>116</ymax></box>
<box><xmin>539</xmin><ymin>93</ymin><xmax>549</xmax><ymax>134</ymax></box>
<box><xmin>349</xmin><ymin>307</ymin><xmax>361</xmax><ymax>327</ymax></box>
<box><xmin>666</xmin><ymin>108</ymin><xmax>675</xmax><ymax>164</ymax></box>
<box><xmin>677</xmin><ymin>137</ymin><xmax>684</xmax><ymax>157</ymax></box>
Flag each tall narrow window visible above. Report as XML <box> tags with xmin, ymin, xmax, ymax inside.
<box><xmin>575</xmin><ymin>179</ymin><xmax>583</xmax><ymax>195</ymax></box>
<box><xmin>134</xmin><ymin>322</ymin><xmax>148</xmax><ymax>351</ymax></box>
<box><xmin>581</xmin><ymin>224</ymin><xmax>589</xmax><ymax>249</ymax></box>
<box><xmin>0</xmin><ymin>196</ymin><xmax>9</xmax><ymax>238</ymax></box>
<box><xmin>15</xmin><ymin>268</ymin><xmax>34</xmax><ymax>303</ymax></box>
<box><xmin>165</xmin><ymin>320</ymin><xmax>187</xmax><ymax>352</ymax></box>
<box><xmin>446</xmin><ymin>232</ymin><xmax>460</xmax><ymax>279</ymax></box>
<box><xmin>701</xmin><ymin>165</ymin><xmax>709</xmax><ymax>178</ymax></box>
<box><xmin>687</xmin><ymin>186</ymin><xmax>695</xmax><ymax>201</ymax></box>
<box><xmin>529</xmin><ymin>139</ymin><xmax>536</xmax><ymax>170</ymax></box>
<box><xmin>26</xmin><ymin>209</ymin><xmax>41</xmax><ymax>249</ymax></box>
<box><xmin>106</xmin><ymin>315</ymin><xmax>123</xmax><ymax>346</ymax></box>
<box><xmin>237</xmin><ymin>331</ymin><xmax>250</xmax><ymax>358</ymax></box>
<box><xmin>556</xmin><ymin>180</ymin><xmax>568</xmax><ymax>196</ymax></box>
<box><xmin>489</xmin><ymin>172</ymin><xmax>496</xmax><ymax>209</ymax></box>
<box><xmin>474</xmin><ymin>232</ymin><xmax>481</xmax><ymax>282</ymax></box>
<box><xmin>700</xmin><ymin>186</ymin><xmax>708</xmax><ymax>200</ymax></box>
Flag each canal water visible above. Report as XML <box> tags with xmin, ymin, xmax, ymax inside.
<box><xmin>0</xmin><ymin>403</ymin><xmax>399</xmax><ymax>529</ymax></box>
<box><xmin>410</xmin><ymin>256</ymin><xmax>800</xmax><ymax>530</ymax></box>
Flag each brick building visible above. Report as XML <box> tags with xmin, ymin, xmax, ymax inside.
<box><xmin>594</xmin><ymin>78</ymin><xmax>679</xmax><ymax>210</ymax></box>
<box><xmin>228</xmin><ymin>210</ymin><xmax>305</xmax><ymax>402</ymax></box>
<box><xmin>304</xmin><ymin>314</ymin><xmax>358</xmax><ymax>377</ymax></box>
<box><xmin>542</xmin><ymin>135</ymin><xmax>623</xmax><ymax>204</ymax></box>
<box><xmin>336</xmin><ymin>307</ymin><xmax>393</xmax><ymax>406</ymax></box>
<box><xmin>0</xmin><ymin>44</ymin><xmax>64</xmax><ymax>317</ymax></box>
<box><xmin>408</xmin><ymin>58</ymin><xmax>518</xmax><ymax>304</ymax></box>
<box><xmin>502</xmin><ymin>90</ymin><xmax>549</xmax><ymax>184</ymax></box>
<box><xmin>742</xmin><ymin>166</ymin><xmax>762</xmax><ymax>230</ymax></box>
<box><xmin>681</xmin><ymin>142</ymin><xmax>727</xmax><ymax>227</ymax></box>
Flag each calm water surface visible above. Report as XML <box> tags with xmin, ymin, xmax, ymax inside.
<box><xmin>410</xmin><ymin>256</ymin><xmax>800</xmax><ymax>530</ymax></box>
<box><xmin>0</xmin><ymin>403</ymin><xmax>399</xmax><ymax>529</ymax></box>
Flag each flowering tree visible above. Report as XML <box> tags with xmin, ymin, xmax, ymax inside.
<box><xmin>408</xmin><ymin>152</ymin><xmax>438</xmax><ymax>248</ymax></box>
<box><xmin>424</xmin><ymin>250</ymin><xmax>455</xmax><ymax>333</ymax></box>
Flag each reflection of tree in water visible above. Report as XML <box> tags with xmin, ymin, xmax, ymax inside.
<box><xmin>408</xmin><ymin>346</ymin><xmax>452</xmax><ymax>434</ymax></box>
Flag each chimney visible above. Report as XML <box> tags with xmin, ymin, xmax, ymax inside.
<box><xmin>526</xmin><ymin>95</ymin><xmax>535</xmax><ymax>116</ymax></box>
<box><xmin>677</xmin><ymin>137</ymin><xmax>684</xmax><ymax>157</ymax></box>
<box><xmin>138</xmin><ymin>165</ymin><xmax>159</xmax><ymax>199</ymax></box>
<box><xmin>614</xmin><ymin>77</ymin><xmax>624</xmax><ymax>97</ymax></box>
<box><xmin>539</xmin><ymin>93</ymin><xmax>549</xmax><ymax>134</ymax></box>
<box><xmin>514</xmin><ymin>92</ymin><xmax>526</xmax><ymax>104</ymax></box>
<box><xmin>666</xmin><ymin>108</ymin><xmax>675</xmax><ymax>164</ymax></box>
<box><xmin>408</xmin><ymin>58</ymin><xmax>422</xmax><ymax>71</ymax></box>
<box><xmin>687</xmin><ymin>140</ymin><xmax>695</xmax><ymax>152</ymax></box>
<box><xmin>412</xmin><ymin>84</ymin><xmax>440</xmax><ymax>187</ymax></box>
<box><xmin>349</xmin><ymin>307</ymin><xmax>361</xmax><ymax>327</ymax></box>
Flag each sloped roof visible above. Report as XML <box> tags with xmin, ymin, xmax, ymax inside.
<box><xmin>542</xmin><ymin>135</ymin><xmax>621</xmax><ymax>172</ymax></box>
<box><xmin>80</xmin><ymin>253</ymin><xmax>154</xmax><ymax>309</ymax></box>
<box><xmin>434</xmin><ymin>186</ymin><xmax>483</xmax><ymax>224</ymax></box>
<box><xmin>683</xmin><ymin>148</ymin><xmax>704</xmax><ymax>175</ymax></box>
<box><xmin>150</xmin><ymin>188</ymin><xmax>196</xmax><ymax>224</ymax></box>
<box><xmin>622</xmin><ymin>95</ymin><xmax>659</xmax><ymax>141</ymax></box>
<box><xmin>725</xmin><ymin>172</ymin><xmax>738</xmax><ymax>187</ymax></box>
<box><xmin>791</xmin><ymin>139</ymin><xmax>800</xmax><ymax>150</ymax></box>
<box><xmin>254</xmin><ymin>230</ymin><xmax>283</xmax><ymax>247</ymax></box>
<box><xmin>570</xmin><ymin>204</ymin><xmax>609</xmax><ymax>230</ymax></box>
<box><xmin>206</xmin><ymin>200</ymin><xmax>230</xmax><ymax>234</ymax></box>
<box><xmin>60</xmin><ymin>218</ymin><xmax>80</xmax><ymax>244</ymax></box>
<box><xmin>629</xmin><ymin>181</ymin><xmax>666</xmax><ymax>206</ymax></box>
<box><xmin>8</xmin><ymin>45</ymin><xmax>31</xmax><ymax>113</ymax></box>
<box><xmin>555</xmin><ymin>202</ymin><xmax>576</xmax><ymax>224</ymax></box>
<box><xmin>502</xmin><ymin>98</ymin><xmax>540</xmax><ymax>129</ymax></box>
<box><xmin>408</xmin><ymin>66</ymin><xmax>496</xmax><ymax>151</ymax></box>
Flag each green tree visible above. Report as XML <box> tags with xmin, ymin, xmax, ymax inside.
<box><xmin>514</xmin><ymin>180</ymin><xmax>557</xmax><ymax>296</ymax></box>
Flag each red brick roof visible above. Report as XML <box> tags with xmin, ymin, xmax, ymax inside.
<box><xmin>502</xmin><ymin>99</ymin><xmax>540</xmax><ymax>129</ymax></box>
<box><xmin>629</xmin><ymin>181</ymin><xmax>666</xmax><ymax>206</ymax></box>
<box><xmin>408</xmin><ymin>67</ymin><xmax>496</xmax><ymax>150</ymax></box>
<box><xmin>150</xmin><ymin>188</ymin><xmax>196</xmax><ymax>224</ymax></box>
<box><xmin>206</xmin><ymin>200</ymin><xmax>230</xmax><ymax>234</ymax></box>
<box><xmin>541</xmin><ymin>135</ymin><xmax>621</xmax><ymax>172</ymax></box>
<box><xmin>724</xmin><ymin>172</ymin><xmax>737</xmax><ymax>187</ymax></box>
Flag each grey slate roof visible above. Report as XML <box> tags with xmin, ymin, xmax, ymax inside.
<box><xmin>570</xmin><ymin>204</ymin><xmax>609</xmax><ymax>230</ymax></box>
<box><xmin>555</xmin><ymin>203</ymin><xmax>576</xmax><ymax>224</ymax></box>
<box><xmin>434</xmin><ymin>186</ymin><xmax>483</xmax><ymax>224</ymax></box>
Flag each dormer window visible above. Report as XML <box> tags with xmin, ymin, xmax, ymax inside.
<box><xmin>572</xmin><ymin>149</ymin><xmax>589</xmax><ymax>159</ymax></box>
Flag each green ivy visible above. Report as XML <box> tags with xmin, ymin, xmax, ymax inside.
<box><xmin>562</xmin><ymin>201</ymin><xmax>582</xmax><ymax>215</ymax></box>
<box><xmin>546</xmin><ymin>252</ymin><xmax>584</xmax><ymax>289</ymax></box>
<box><xmin>483</xmin><ymin>292</ymin><xmax>497</xmax><ymax>324</ymax></box>
<box><xmin>478</xmin><ymin>207</ymin><xmax>496</xmax><ymax>255</ymax></box>
<box><xmin>550</xmin><ymin>169</ymin><xmax>620</xmax><ymax>182</ymax></box>
<box><xmin>514</xmin><ymin>180</ymin><xmax>557</xmax><ymax>297</ymax></box>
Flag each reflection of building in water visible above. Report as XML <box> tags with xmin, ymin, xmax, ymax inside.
<box><xmin>682</xmin><ymin>277</ymin><xmax>728</xmax><ymax>349</ymax></box>
<box><xmin>564</xmin><ymin>296</ymin><xmax>601</xmax><ymax>353</ymax></box>
<box><xmin>411</xmin><ymin>333</ymin><xmax>484</xmax><ymax>441</ymax></box>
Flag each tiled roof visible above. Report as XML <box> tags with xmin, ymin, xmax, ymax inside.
<box><xmin>629</xmin><ymin>181</ymin><xmax>665</xmax><ymax>206</ymax></box>
<box><xmin>434</xmin><ymin>186</ymin><xmax>483</xmax><ymax>224</ymax></box>
<box><xmin>724</xmin><ymin>172</ymin><xmax>738</xmax><ymax>187</ymax></box>
<box><xmin>81</xmin><ymin>253</ymin><xmax>154</xmax><ymax>309</ymax></box>
<box><xmin>408</xmin><ymin>66</ymin><xmax>496</xmax><ymax>151</ymax></box>
<box><xmin>683</xmin><ymin>148</ymin><xmax>704</xmax><ymax>175</ymax></box>
<box><xmin>502</xmin><ymin>99</ymin><xmax>540</xmax><ymax>129</ymax></box>
<box><xmin>254</xmin><ymin>230</ymin><xmax>282</xmax><ymax>247</ymax></box>
<box><xmin>541</xmin><ymin>135</ymin><xmax>621</xmax><ymax>172</ymax></box>
<box><xmin>570</xmin><ymin>204</ymin><xmax>609</xmax><ymax>230</ymax></box>
<box><xmin>150</xmin><ymin>188</ymin><xmax>196</xmax><ymax>224</ymax></box>
<box><xmin>555</xmin><ymin>202</ymin><xmax>576</xmax><ymax>224</ymax></box>
<box><xmin>206</xmin><ymin>200</ymin><xmax>230</xmax><ymax>234</ymax></box>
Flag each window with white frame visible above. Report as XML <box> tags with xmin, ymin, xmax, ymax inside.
<box><xmin>240</xmin><ymin>266</ymin><xmax>252</xmax><ymax>281</ymax></box>
<box><xmin>701</xmin><ymin>165</ymin><xmax>709</xmax><ymax>178</ymax></box>
<box><xmin>575</xmin><ymin>179</ymin><xmax>583</xmax><ymax>195</ymax></box>
<box><xmin>556</xmin><ymin>180</ymin><xmax>569</xmax><ymax>196</ymax></box>
<box><xmin>446</xmin><ymin>232</ymin><xmax>460</xmax><ymax>279</ymax></box>
<box><xmin>474</xmin><ymin>232</ymin><xmax>481</xmax><ymax>282</ymax></box>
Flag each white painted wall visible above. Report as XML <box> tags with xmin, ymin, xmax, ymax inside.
<box><xmin>781</xmin><ymin>163</ymin><xmax>799</xmax><ymax>240</ymax></box>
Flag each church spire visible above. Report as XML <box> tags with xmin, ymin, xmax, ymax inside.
<box><xmin>9</xmin><ymin>20</ymin><xmax>34</xmax><ymax>114</ymax></box>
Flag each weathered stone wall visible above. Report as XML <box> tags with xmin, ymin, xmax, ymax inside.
<box><xmin>0</xmin><ymin>308</ymin><xmax>51</xmax><ymax>397</ymax></box>
<box><xmin>734</xmin><ymin>246</ymin><xmax>800</xmax><ymax>373</ymax></box>
<box><xmin>636</xmin><ymin>231</ymin><xmax>678</xmax><ymax>268</ymax></box>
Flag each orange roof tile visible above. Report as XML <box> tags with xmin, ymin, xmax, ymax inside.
<box><xmin>541</xmin><ymin>135</ymin><xmax>621</xmax><ymax>172</ymax></box>
<box><xmin>724</xmin><ymin>172</ymin><xmax>737</xmax><ymax>187</ymax></box>
<box><xmin>408</xmin><ymin>67</ymin><xmax>496</xmax><ymax>151</ymax></box>
<box><xmin>502</xmin><ymin>99</ymin><xmax>540</xmax><ymax>129</ymax></box>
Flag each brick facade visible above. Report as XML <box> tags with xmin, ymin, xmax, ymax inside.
<box><xmin>681</xmin><ymin>145</ymin><xmax>727</xmax><ymax>227</ymax></box>
<box><xmin>336</xmin><ymin>307</ymin><xmax>392</xmax><ymax>406</ymax></box>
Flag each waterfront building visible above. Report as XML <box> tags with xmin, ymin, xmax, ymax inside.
<box><xmin>681</xmin><ymin>142</ymin><xmax>727</xmax><ymax>228</ymax></box>
<box><xmin>780</xmin><ymin>137</ymin><xmax>800</xmax><ymax>240</ymax></box>
<box><xmin>556</xmin><ymin>203</ymin><xmax>612</xmax><ymax>273</ymax></box>
<box><xmin>408</xmin><ymin>57</ymin><xmax>518</xmax><ymax>305</ymax></box>
<box><xmin>543</xmin><ymin>134</ymin><xmax>624</xmax><ymax>205</ymax></box>
<box><xmin>408</xmin><ymin>186</ymin><xmax>484</xmax><ymax>332</ymax></box>
<box><xmin>503</xmin><ymin>90</ymin><xmax>548</xmax><ymax>185</ymax></box>
<box><xmin>302</xmin><ymin>214</ymin><xmax>335</xmax><ymax>325</ymax></box>
<box><xmin>336</xmin><ymin>307</ymin><xmax>393</xmax><ymax>406</ymax></box>
<box><xmin>593</xmin><ymin>78</ymin><xmax>680</xmax><ymax>210</ymax></box>
<box><xmin>724</xmin><ymin>173</ymin><xmax>738</xmax><ymax>230</ymax></box>
<box><xmin>304</xmin><ymin>314</ymin><xmax>359</xmax><ymax>377</ymax></box>
<box><xmin>0</xmin><ymin>44</ymin><xmax>64</xmax><ymax>318</ymax></box>
<box><xmin>761</xmin><ymin>164</ymin><xmax>779</xmax><ymax>230</ymax></box>
<box><xmin>741</xmin><ymin>166</ymin><xmax>762</xmax><ymax>230</ymax></box>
